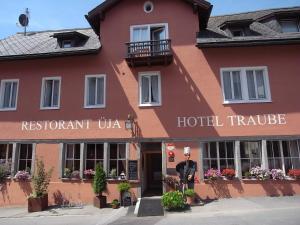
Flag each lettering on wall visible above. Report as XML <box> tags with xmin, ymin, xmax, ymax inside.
<box><xmin>21</xmin><ymin>117</ymin><xmax>121</xmax><ymax>131</ymax></box>
<box><xmin>177</xmin><ymin>114</ymin><xmax>287</xmax><ymax>128</ymax></box>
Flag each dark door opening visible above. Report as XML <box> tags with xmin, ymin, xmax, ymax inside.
<box><xmin>141</xmin><ymin>142</ymin><xmax>163</xmax><ymax>197</ymax></box>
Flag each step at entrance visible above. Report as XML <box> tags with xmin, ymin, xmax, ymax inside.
<box><xmin>135</xmin><ymin>197</ymin><xmax>164</xmax><ymax>217</ymax></box>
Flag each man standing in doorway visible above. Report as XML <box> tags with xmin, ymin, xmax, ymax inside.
<box><xmin>176</xmin><ymin>147</ymin><xmax>196</xmax><ymax>191</ymax></box>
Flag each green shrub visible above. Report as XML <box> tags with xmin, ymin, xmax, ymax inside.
<box><xmin>93</xmin><ymin>163</ymin><xmax>106</xmax><ymax>196</ymax></box>
<box><xmin>161</xmin><ymin>191</ymin><xmax>185</xmax><ymax>210</ymax></box>
<box><xmin>32</xmin><ymin>158</ymin><xmax>53</xmax><ymax>198</ymax></box>
<box><xmin>117</xmin><ymin>182</ymin><xmax>131</xmax><ymax>192</ymax></box>
<box><xmin>111</xmin><ymin>199</ymin><xmax>119</xmax><ymax>206</ymax></box>
<box><xmin>184</xmin><ymin>189</ymin><xmax>195</xmax><ymax>197</ymax></box>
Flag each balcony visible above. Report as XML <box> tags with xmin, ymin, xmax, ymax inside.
<box><xmin>125</xmin><ymin>39</ymin><xmax>173</xmax><ymax>67</ymax></box>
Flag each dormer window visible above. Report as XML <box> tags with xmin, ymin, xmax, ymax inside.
<box><xmin>281</xmin><ymin>19</ymin><xmax>300</xmax><ymax>33</ymax></box>
<box><xmin>62</xmin><ymin>40</ymin><xmax>72</xmax><ymax>48</ymax></box>
<box><xmin>52</xmin><ymin>31</ymin><xmax>89</xmax><ymax>49</ymax></box>
<box><xmin>231</xmin><ymin>29</ymin><xmax>245</xmax><ymax>37</ymax></box>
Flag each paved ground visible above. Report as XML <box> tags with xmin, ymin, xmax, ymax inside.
<box><xmin>0</xmin><ymin>196</ymin><xmax>300</xmax><ymax>225</ymax></box>
<box><xmin>109</xmin><ymin>196</ymin><xmax>300</xmax><ymax>225</ymax></box>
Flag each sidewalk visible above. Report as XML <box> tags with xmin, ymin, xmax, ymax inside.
<box><xmin>0</xmin><ymin>205</ymin><xmax>127</xmax><ymax>225</ymax></box>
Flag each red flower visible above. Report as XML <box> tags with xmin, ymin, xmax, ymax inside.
<box><xmin>288</xmin><ymin>169</ymin><xmax>300</xmax><ymax>178</ymax></box>
<box><xmin>222</xmin><ymin>168</ymin><xmax>235</xmax><ymax>177</ymax></box>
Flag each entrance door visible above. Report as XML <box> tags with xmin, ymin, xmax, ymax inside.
<box><xmin>146</xmin><ymin>153</ymin><xmax>162</xmax><ymax>190</ymax></box>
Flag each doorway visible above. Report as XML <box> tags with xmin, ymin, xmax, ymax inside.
<box><xmin>141</xmin><ymin>142</ymin><xmax>163</xmax><ymax>197</ymax></box>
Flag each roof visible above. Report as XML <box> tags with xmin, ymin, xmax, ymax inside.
<box><xmin>86</xmin><ymin>0</ymin><xmax>213</xmax><ymax>36</ymax></box>
<box><xmin>197</xmin><ymin>6</ymin><xmax>300</xmax><ymax>48</ymax></box>
<box><xmin>0</xmin><ymin>28</ymin><xmax>101</xmax><ymax>61</ymax></box>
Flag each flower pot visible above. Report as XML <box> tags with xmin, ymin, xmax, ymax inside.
<box><xmin>28</xmin><ymin>194</ymin><xmax>48</xmax><ymax>213</ymax></box>
<box><xmin>94</xmin><ymin>195</ymin><xmax>107</xmax><ymax>208</ymax></box>
<box><xmin>111</xmin><ymin>204</ymin><xmax>119</xmax><ymax>209</ymax></box>
<box><xmin>186</xmin><ymin>196</ymin><xmax>194</xmax><ymax>206</ymax></box>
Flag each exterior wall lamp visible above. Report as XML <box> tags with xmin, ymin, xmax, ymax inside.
<box><xmin>125</xmin><ymin>114</ymin><xmax>135</xmax><ymax>132</ymax></box>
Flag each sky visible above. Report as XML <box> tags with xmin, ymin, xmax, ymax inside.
<box><xmin>0</xmin><ymin>0</ymin><xmax>300</xmax><ymax>39</ymax></box>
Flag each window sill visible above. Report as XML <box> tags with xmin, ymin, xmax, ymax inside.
<box><xmin>61</xmin><ymin>178</ymin><xmax>81</xmax><ymax>182</ymax></box>
<box><xmin>139</xmin><ymin>103</ymin><xmax>162</xmax><ymax>107</ymax></box>
<box><xmin>84</xmin><ymin>105</ymin><xmax>106</xmax><ymax>109</ymax></box>
<box><xmin>13</xmin><ymin>177</ymin><xmax>31</xmax><ymax>182</ymax></box>
<box><xmin>40</xmin><ymin>107</ymin><xmax>60</xmax><ymax>110</ymax></box>
<box><xmin>223</xmin><ymin>100</ymin><xmax>272</xmax><ymax>105</ymax></box>
<box><xmin>0</xmin><ymin>108</ymin><xmax>17</xmax><ymax>111</ymax></box>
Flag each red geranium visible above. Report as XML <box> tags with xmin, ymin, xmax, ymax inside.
<box><xmin>288</xmin><ymin>169</ymin><xmax>300</xmax><ymax>179</ymax></box>
<box><xmin>222</xmin><ymin>168</ymin><xmax>235</xmax><ymax>179</ymax></box>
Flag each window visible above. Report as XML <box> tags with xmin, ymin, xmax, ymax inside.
<box><xmin>18</xmin><ymin>144</ymin><xmax>33</xmax><ymax>173</ymax></box>
<box><xmin>281</xmin><ymin>20</ymin><xmax>300</xmax><ymax>33</ymax></box>
<box><xmin>64</xmin><ymin>144</ymin><xmax>81</xmax><ymax>173</ymax></box>
<box><xmin>108</xmin><ymin>143</ymin><xmax>126</xmax><ymax>178</ymax></box>
<box><xmin>267</xmin><ymin>141</ymin><xmax>282</xmax><ymax>170</ymax></box>
<box><xmin>62</xmin><ymin>40</ymin><xmax>72</xmax><ymax>48</ymax></box>
<box><xmin>85</xmin><ymin>144</ymin><xmax>104</xmax><ymax>170</ymax></box>
<box><xmin>231</xmin><ymin>29</ymin><xmax>244</xmax><ymax>37</ymax></box>
<box><xmin>41</xmin><ymin>77</ymin><xmax>61</xmax><ymax>109</ymax></box>
<box><xmin>240</xmin><ymin>141</ymin><xmax>261</xmax><ymax>176</ymax></box>
<box><xmin>282</xmin><ymin>140</ymin><xmax>300</xmax><ymax>173</ymax></box>
<box><xmin>139</xmin><ymin>72</ymin><xmax>161</xmax><ymax>106</ymax></box>
<box><xmin>84</xmin><ymin>75</ymin><xmax>106</xmax><ymax>108</ymax></box>
<box><xmin>221</xmin><ymin>67</ymin><xmax>271</xmax><ymax>104</ymax></box>
<box><xmin>0</xmin><ymin>144</ymin><xmax>13</xmax><ymax>175</ymax></box>
<box><xmin>131</xmin><ymin>23</ymin><xmax>168</xmax><ymax>42</ymax></box>
<box><xmin>0</xmin><ymin>79</ymin><xmax>19</xmax><ymax>110</ymax></box>
<box><xmin>203</xmin><ymin>141</ymin><xmax>235</xmax><ymax>177</ymax></box>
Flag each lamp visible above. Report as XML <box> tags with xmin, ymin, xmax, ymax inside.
<box><xmin>125</xmin><ymin>114</ymin><xmax>134</xmax><ymax>130</ymax></box>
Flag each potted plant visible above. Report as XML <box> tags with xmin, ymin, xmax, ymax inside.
<box><xmin>184</xmin><ymin>189</ymin><xmax>195</xmax><ymax>206</ymax></box>
<box><xmin>93</xmin><ymin>163</ymin><xmax>107</xmax><ymax>208</ymax></box>
<box><xmin>109</xmin><ymin>168</ymin><xmax>117</xmax><ymax>179</ymax></box>
<box><xmin>205</xmin><ymin>168</ymin><xmax>222</xmax><ymax>181</ymax></box>
<box><xmin>84</xmin><ymin>169</ymin><xmax>95</xmax><ymax>179</ymax></box>
<box><xmin>270</xmin><ymin>169</ymin><xmax>285</xmax><ymax>180</ymax></box>
<box><xmin>63</xmin><ymin>168</ymin><xmax>72</xmax><ymax>179</ymax></box>
<box><xmin>117</xmin><ymin>182</ymin><xmax>131</xmax><ymax>206</ymax></box>
<box><xmin>288</xmin><ymin>169</ymin><xmax>300</xmax><ymax>179</ymax></box>
<box><xmin>244</xmin><ymin>171</ymin><xmax>252</xmax><ymax>179</ymax></box>
<box><xmin>250</xmin><ymin>166</ymin><xmax>270</xmax><ymax>180</ymax></box>
<box><xmin>222</xmin><ymin>168</ymin><xmax>235</xmax><ymax>180</ymax></box>
<box><xmin>111</xmin><ymin>199</ymin><xmax>119</xmax><ymax>209</ymax></box>
<box><xmin>161</xmin><ymin>191</ymin><xmax>185</xmax><ymax>210</ymax></box>
<box><xmin>28</xmin><ymin>158</ymin><xmax>53</xmax><ymax>213</ymax></box>
<box><xmin>71</xmin><ymin>170</ymin><xmax>81</xmax><ymax>180</ymax></box>
<box><xmin>14</xmin><ymin>170</ymin><xmax>31</xmax><ymax>181</ymax></box>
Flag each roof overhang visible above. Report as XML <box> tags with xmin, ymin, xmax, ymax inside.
<box><xmin>85</xmin><ymin>0</ymin><xmax>213</xmax><ymax>36</ymax></box>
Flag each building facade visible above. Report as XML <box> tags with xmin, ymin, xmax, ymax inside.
<box><xmin>1</xmin><ymin>0</ymin><xmax>300</xmax><ymax>206</ymax></box>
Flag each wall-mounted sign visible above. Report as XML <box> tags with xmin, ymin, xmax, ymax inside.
<box><xmin>21</xmin><ymin>117</ymin><xmax>121</xmax><ymax>131</ymax></box>
<box><xmin>177</xmin><ymin>114</ymin><xmax>287</xmax><ymax>128</ymax></box>
<box><xmin>166</xmin><ymin>143</ymin><xmax>175</xmax><ymax>151</ymax></box>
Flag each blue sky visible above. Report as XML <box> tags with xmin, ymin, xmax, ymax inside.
<box><xmin>0</xmin><ymin>0</ymin><xmax>299</xmax><ymax>39</ymax></box>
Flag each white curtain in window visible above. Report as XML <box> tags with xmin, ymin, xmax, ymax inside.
<box><xmin>3</xmin><ymin>82</ymin><xmax>11</xmax><ymax>108</ymax></box>
<box><xmin>246</xmin><ymin>70</ymin><xmax>256</xmax><ymax>99</ymax></box>
<box><xmin>52</xmin><ymin>80</ymin><xmax>59</xmax><ymax>107</ymax></box>
<box><xmin>96</xmin><ymin>77</ymin><xmax>104</xmax><ymax>105</ymax></box>
<box><xmin>232</xmin><ymin>71</ymin><xmax>242</xmax><ymax>100</ymax></box>
<box><xmin>141</xmin><ymin>76</ymin><xmax>150</xmax><ymax>103</ymax></box>
<box><xmin>133</xmin><ymin>27</ymin><xmax>148</xmax><ymax>42</ymax></box>
<box><xmin>222</xmin><ymin>71</ymin><xmax>232</xmax><ymax>100</ymax></box>
<box><xmin>281</xmin><ymin>20</ymin><xmax>299</xmax><ymax>33</ymax></box>
<box><xmin>255</xmin><ymin>70</ymin><xmax>266</xmax><ymax>99</ymax></box>
<box><xmin>151</xmin><ymin>75</ymin><xmax>159</xmax><ymax>103</ymax></box>
<box><xmin>44</xmin><ymin>80</ymin><xmax>52</xmax><ymax>107</ymax></box>
<box><xmin>88</xmin><ymin>78</ymin><xmax>96</xmax><ymax>105</ymax></box>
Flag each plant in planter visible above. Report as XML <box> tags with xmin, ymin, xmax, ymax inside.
<box><xmin>222</xmin><ymin>168</ymin><xmax>235</xmax><ymax>180</ymax></box>
<box><xmin>63</xmin><ymin>168</ymin><xmax>72</xmax><ymax>178</ymax></box>
<box><xmin>71</xmin><ymin>170</ymin><xmax>81</xmax><ymax>180</ymax></box>
<box><xmin>184</xmin><ymin>189</ymin><xmax>195</xmax><ymax>206</ymax></box>
<box><xmin>250</xmin><ymin>166</ymin><xmax>270</xmax><ymax>180</ymax></box>
<box><xmin>270</xmin><ymin>169</ymin><xmax>285</xmax><ymax>180</ymax></box>
<box><xmin>244</xmin><ymin>171</ymin><xmax>252</xmax><ymax>179</ymax></box>
<box><xmin>93</xmin><ymin>163</ymin><xmax>107</xmax><ymax>208</ymax></box>
<box><xmin>161</xmin><ymin>191</ymin><xmax>185</xmax><ymax>210</ymax></box>
<box><xmin>117</xmin><ymin>182</ymin><xmax>131</xmax><ymax>206</ymax></box>
<box><xmin>84</xmin><ymin>169</ymin><xmax>95</xmax><ymax>179</ymax></box>
<box><xmin>205</xmin><ymin>168</ymin><xmax>222</xmax><ymax>181</ymax></box>
<box><xmin>109</xmin><ymin>168</ymin><xmax>117</xmax><ymax>179</ymax></box>
<box><xmin>111</xmin><ymin>199</ymin><xmax>119</xmax><ymax>209</ymax></box>
<box><xmin>14</xmin><ymin>170</ymin><xmax>31</xmax><ymax>181</ymax></box>
<box><xmin>28</xmin><ymin>158</ymin><xmax>53</xmax><ymax>213</ymax></box>
<box><xmin>288</xmin><ymin>169</ymin><xmax>300</xmax><ymax>179</ymax></box>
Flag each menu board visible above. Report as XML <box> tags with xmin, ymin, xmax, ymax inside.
<box><xmin>128</xmin><ymin>160</ymin><xmax>138</xmax><ymax>180</ymax></box>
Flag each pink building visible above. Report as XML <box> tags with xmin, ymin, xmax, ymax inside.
<box><xmin>0</xmin><ymin>0</ymin><xmax>300</xmax><ymax>206</ymax></box>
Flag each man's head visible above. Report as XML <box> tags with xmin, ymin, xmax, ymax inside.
<box><xmin>184</xmin><ymin>147</ymin><xmax>191</xmax><ymax>160</ymax></box>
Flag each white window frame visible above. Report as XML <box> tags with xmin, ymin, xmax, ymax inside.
<box><xmin>84</xmin><ymin>74</ymin><xmax>106</xmax><ymax>109</ymax></box>
<box><xmin>280</xmin><ymin>19</ymin><xmax>300</xmax><ymax>33</ymax></box>
<box><xmin>138</xmin><ymin>71</ymin><xmax>162</xmax><ymax>107</ymax></box>
<box><xmin>130</xmin><ymin>23</ymin><xmax>169</xmax><ymax>42</ymax></box>
<box><xmin>62</xmin><ymin>40</ymin><xmax>72</xmax><ymax>48</ymax></box>
<box><xmin>40</xmin><ymin>76</ymin><xmax>61</xmax><ymax>110</ymax></box>
<box><xmin>220</xmin><ymin>66</ymin><xmax>271</xmax><ymax>104</ymax></box>
<box><xmin>0</xmin><ymin>79</ymin><xmax>19</xmax><ymax>111</ymax></box>
<box><xmin>107</xmin><ymin>143</ymin><xmax>127</xmax><ymax>178</ymax></box>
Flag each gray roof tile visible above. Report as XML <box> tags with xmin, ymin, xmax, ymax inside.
<box><xmin>0</xmin><ymin>28</ymin><xmax>100</xmax><ymax>60</ymax></box>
